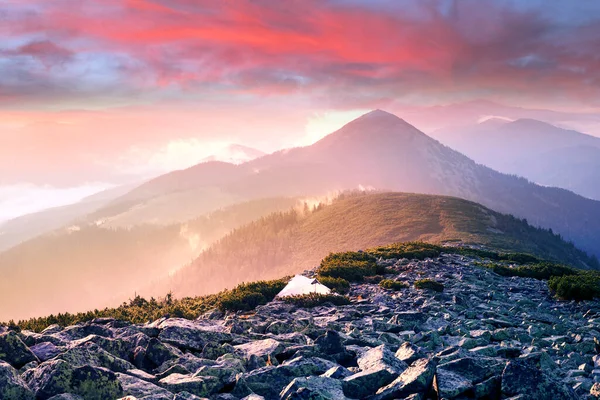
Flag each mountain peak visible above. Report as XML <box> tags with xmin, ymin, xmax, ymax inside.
<box><xmin>358</xmin><ymin>109</ymin><xmax>406</xmax><ymax>122</ymax></box>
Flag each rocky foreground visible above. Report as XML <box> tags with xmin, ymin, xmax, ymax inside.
<box><xmin>3</xmin><ymin>253</ymin><xmax>600</xmax><ymax>399</ymax></box>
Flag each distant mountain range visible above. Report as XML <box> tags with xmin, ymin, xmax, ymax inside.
<box><xmin>168</xmin><ymin>192</ymin><xmax>598</xmax><ymax>298</ymax></box>
<box><xmin>15</xmin><ymin>109</ymin><xmax>598</xmax><ymax>257</ymax></box>
<box><xmin>431</xmin><ymin>118</ymin><xmax>600</xmax><ymax>200</ymax></box>
<box><xmin>2</xmin><ymin>110</ymin><xmax>600</xmax><ymax>320</ymax></box>
<box><xmin>0</xmin><ymin>183</ymin><xmax>137</xmax><ymax>252</ymax></box>
<box><xmin>0</xmin><ymin>197</ymin><xmax>301</xmax><ymax>321</ymax></box>
<box><xmin>199</xmin><ymin>144</ymin><xmax>266</xmax><ymax>164</ymax></box>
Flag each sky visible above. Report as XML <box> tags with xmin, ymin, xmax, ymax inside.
<box><xmin>1</xmin><ymin>0</ymin><xmax>600</xmax><ymax>220</ymax></box>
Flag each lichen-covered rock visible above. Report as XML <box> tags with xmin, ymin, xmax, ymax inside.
<box><xmin>46</xmin><ymin>394</ymin><xmax>84</xmax><ymax>400</ymax></box>
<box><xmin>56</xmin><ymin>341</ymin><xmax>133</xmax><ymax>373</ymax></box>
<box><xmin>395</xmin><ymin>342</ymin><xmax>423</xmax><ymax>364</ymax></box>
<box><xmin>234</xmin><ymin>338</ymin><xmax>286</xmax><ymax>362</ymax></box>
<box><xmin>30</xmin><ymin>342</ymin><xmax>64</xmax><ymax>362</ymax></box>
<box><xmin>501</xmin><ymin>359</ymin><xmax>577</xmax><ymax>400</ymax></box>
<box><xmin>372</xmin><ymin>358</ymin><xmax>436</xmax><ymax>400</ymax></box>
<box><xmin>280</xmin><ymin>376</ymin><xmax>348</xmax><ymax>399</ymax></box>
<box><xmin>434</xmin><ymin>368</ymin><xmax>473</xmax><ymax>399</ymax></box>
<box><xmin>242</xmin><ymin>357</ymin><xmax>336</xmax><ymax>399</ymax></box>
<box><xmin>0</xmin><ymin>360</ymin><xmax>35</xmax><ymax>400</ymax></box>
<box><xmin>24</xmin><ymin>359</ymin><xmax>74</xmax><ymax>399</ymax></box>
<box><xmin>0</xmin><ymin>331</ymin><xmax>39</xmax><ymax>368</ymax></box>
<box><xmin>69</xmin><ymin>365</ymin><xmax>123</xmax><ymax>400</ymax></box>
<box><xmin>144</xmin><ymin>338</ymin><xmax>184</xmax><ymax>370</ymax></box>
<box><xmin>157</xmin><ymin>319</ymin><xmax>232</xmax><ymax>351</ymax></box>
<box><xmin>158</xmin><ymin>373</ymin><xmax>223</xmax><ymax>397</ymax></box>
<box><xmin>342</xmin><ymin>345</ymin><xmax>408</xmax><ymax>398</ymax></box>
<box><xmin>117</xmin><ymin>372</ymin><xmax>172</xmax><ymax>399</ymax></box>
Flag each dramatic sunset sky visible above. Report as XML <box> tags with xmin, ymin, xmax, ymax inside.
<box><xmin>2</xmin><ymin>0</ymin><xmax>600</xmax><ymax>220</ymax></box>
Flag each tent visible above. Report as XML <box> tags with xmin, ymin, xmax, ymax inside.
<box><xmin>276</xmin><ymin>275</ymin><xmax>331</xmax><ymax>298</ymax></box>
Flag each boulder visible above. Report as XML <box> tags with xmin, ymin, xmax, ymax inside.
<box><xmin>157</xmin><ymin>319</ymin><xmax>231</xmax><ymax>351</ymax></box>
<box><xmin>30</xmin><ymin>342</ymin><xmax>64</xmax><ymax>362</ymax></box>
<box><xmin>24</xmin><ymin>359</ymin><xmax>123</xmax><ymax>400</ymax></box>
<box><xmin>0</xmin><ymin>360</ymin><xmax>35</xmax><ymax>400</ymax></box>
<box><xmin>117</xmin><ymin>372</ymin><xmax>172</xmax><ymax>399</ymax></box>
<box><xmin>372</xmin><ymin>358</ymin><xmax>436</xmax><ymax>400</ymax></box>
<box><xmin>234</xmin><ymin>339</ymin><xmax>286</xmax><ymax>362</ymax></box>
<box><xmin>280</xmin><ymin>376</ymin><xmax>348</xmax><ymax>399</ymax></box>
<box><xmin>342</xmin><ymin>345</ymin><xmax>408</xmax><ymax>398</ymax></box>
<box><xmin>56</xmin><ymin>342</ymin><xmax>134</xmax><ymax>372</ymax></box>
<box><xmin>242</xmin><ymin>357</ymin><xmax>336</xmax><ymax>399</ymax></box>
<box><xmin>0</xmin><ymin>331</ymin><xmax>39</xmax><ymax>368</ymax></box>
<box><xmin>395</xmin><ymin>342</ymin><xmax>423</xmax><ymax>364</ymax></box>
<box><xmin>501</xmin><ymin>359</ymin><xmax>577</xmax><ymax>400</ymax></box>
<box><xmin>158</xmin><ymin>373</ymin><xmax>223</xmax><ymax>397</ymax></box>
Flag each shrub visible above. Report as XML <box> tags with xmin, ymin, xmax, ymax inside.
<box><xmin>379</xmin><ymin>279</ymin><xmax>409</xmax><ymax>291</ymax></box>
<box><xmin>318</xmin><ymin>276</ymin><xmax>350</xmax><ymax>294</ymax></box>
<box><xmin>282</xmin><ymin>293</ymin><xmax>351</xmax><ymax>308</ymax></box>
<box><xmin>484</xmin><ymin>262</ymin><xmax>576</xmax><ymax>281</ymax></box>
<box><xmin>364</xmin><ymin>275</ymin><xmax>385</xmax><ymax>284</ymax></box>
<box><xmin>216</xmin><ymin>278</ymin><xmax>289</xmax><ymax>312</ymax></box>
<box><xmin>501</xmin><ymin>253</ymin><xmax>541</xmax><ymax>264</ymax></box>
<box><xmin>414</xmin><ymin>279</ymin><xmax>444</xmax><ymax>292</ymax></box>
<box><xmin>548</xmin><ymin>273</ymin><xmax>600</xmax><ymax>301</ymax></box>
<box><xmin>317</xmin><ymin>252</ymin><xmax>377</xmax><ymax>282</ymax></box>
<box><xmin>368</xmin><ymin>242</ymin><xmax>444</xmax><ymax>260</ymax></box>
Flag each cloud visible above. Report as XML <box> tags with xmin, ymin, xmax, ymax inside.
<box><xmin>0</xmin><ymin>182</ymin><xmax>114</xmax><ymax>221</ymax></box>
<box><xmin>1</xmin><ymin>0</ymin><xmax>599</xmax><ymax>109</ymax></box>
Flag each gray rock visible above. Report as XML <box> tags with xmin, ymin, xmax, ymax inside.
<box><xmin>395</xmin><ymin>342</ymin><xmax>423</xmax><ymax>364</ymax></box>
<box><xmin>117</xmin><ymin>372</ymin><xmax>172</xmax><ymax>399</ymax></box>
<box><xmin>0</xmin><ymin>331</ymin><xmax>39</xmax><ymax>368</ymax></box>
<box><xmin>501</xmin><ymin>359</ymin><xmax>577</xmax><ymax>400</ymax></box>
<box><xmin>159</xmin><ymin>373</ymin><xmax>222</xmax><ymax>397</ymax></box>
<box><xmin>157</xmin><ymin>319</ymin><xmax>231</xmax><ymax>351</ymax></box>
<box><xmin>30</xmin><ymin>342</ymin><xmax>63</xmax><ymax>362</ymax></box>
<box><xmin>434</xmin><ymin>368</ymin><xmax>472</xmax><ymax>399</ymax></box>
<box><xmin>343</xmin><ymin>345</ymin><xmax>408</xmax><ymax>398</ymax></box>
<box><xmin>242</xmin><ymin>357</ymin><xmax>336</xmax><ymax>399</ymax></box>
<box><xmin>234</xmin><ymin>338</ymin><xmax>285</xmax><ymax>362</ymax></box>
<box><xmin>280</xmin><ymin>376</ymin><xmax>348</xmax><ymax>399</ymax></box>
<box><xmin>372</xmin><ymin>358</ymin><xmax>436</xmax><ymax>400</ymax></box>
<box><xmin>0</xmin><ymin>360</ymin><xmax>35</xmax><ymax>400</ymax></box>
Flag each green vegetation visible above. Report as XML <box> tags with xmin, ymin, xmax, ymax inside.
<box><xmin>369</xmin><ymin>242</ymin><xmax>444</xmax><ymax>260</ymax></box>
<box><xmin>6</xmin><ymin>278</ymin><xmax>289</xmax><ymax>332</ymax></box>
<box><xmin>379</xmin><ymin>279</ymin><xmax>409</xmax><ymax>290</ymax></box>
<box><xmin>170</xmin><ymin>192</ymin><xmax>599</xmax><ymax>301</ymax></box>
<box><xmin>316</xmin><ymin>252</ymin><xmax>378</xmax><ymax>282</ymax></box>
<box><xmin>10</xmin><ymin>292</ymin><xmax>221</xmax><ymax>333</ymax></box>
<box><xmin>479</xmin><ymin>261</ymin><xmax>600</xmax><ymax>301</ymax></box>
<box><xmin>415</xmin><ymin>279</ymin><xmax>445</xmax><ymax>292</ymax></box>
<box><xmin>281</xmin><ymin>293</ymin><xmax>351</xmax><ymax>308</ymax></box>
<box><xmin>548</xmin><ymin>274</ymin><xmax>600</xmax><ymax>301</ymax></box>
<box><xmin>481</xmin><ymin>262</ymin><xmax>576</xmax><ymax>280</ymax></box>
<box><xmin>216</xmin><ymin>278</ymin><xmax>289</xmax><ymax>312</ymax></box>
<box><xmin>317</xmin><ymin>276</ymin><xmax>350</xmax><ymax>294</ymax></box>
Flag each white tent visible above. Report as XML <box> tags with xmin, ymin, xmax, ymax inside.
<box><xmin>276</xmin><ymin>275</ymin><xmax>331</xmax><ymax>298</ymax></box>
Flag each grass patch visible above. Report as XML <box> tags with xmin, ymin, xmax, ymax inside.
<box><xmin>415</xmin><ymin>279</ymin><xmax>444</xmax><ymax>292</ymax></box>
<box><xmin>282</xmin><ymin>293</ymin><xmax>351</xmax><ymax>308</ymax></box>
<box><xmin>548</xmin><ymin>273</ymin><xmax>600</xmax><ymax>301</ymax></box>
<box><xmin>7</xmin><ymin>278</ymin><xmax>289</xmax><ymax>332</ymax></box>
<box><xmin>9</xmin><ymin>292</ymin><xmax>221</xmax><ymax>333</ymax></box>
<box><xmin>368</xmin><ymin>242</ymin><xmax>444</xmax><ymax>260</ymax></box>
<box><xmin>216</xmin><ymin>278</ymin><xmax>289</xmax><ymax>312</ymax></box>
<box><xmin>379</xmin><ymin>279</ymin><xmax>409</xmax><ymax>291</ymax></box>
<box><xmin>482</xmin><ymin>262</ymin><xmax>577</xmax><ymax>280</ymax></box>
<box><xmin>317</xmin><ymin>276</ymin><xmax>350</xmax><ymax>294</ymax></box>
<box><xmin>317</xmin><ymin>251</ymin><xmax>378</xmax><ymax>282</ymax></box>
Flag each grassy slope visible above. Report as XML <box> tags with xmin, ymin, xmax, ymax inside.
<box><xmin>169</xmin><ymin>192</ymin><xmax>598</xmax><ymax>297</ymax></box>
